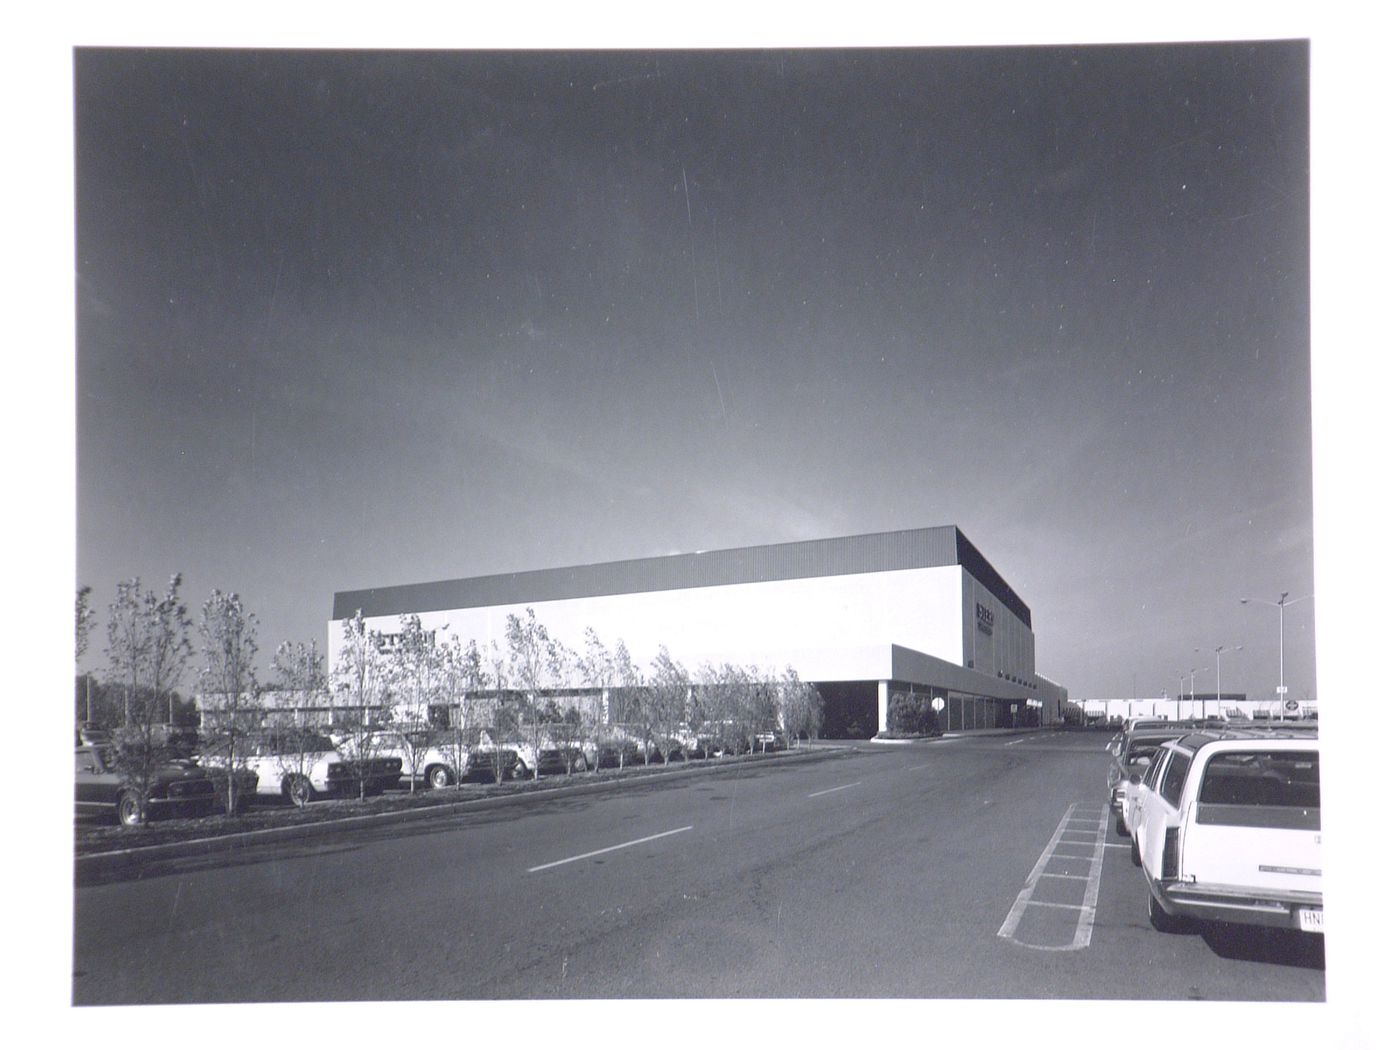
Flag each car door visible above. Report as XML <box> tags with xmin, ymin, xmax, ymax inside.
<box><xmin>74</xmin><ymin>746</ymin><xmax>114</xmax><ymax>814</ymax></box>
<box><xmin>1138</xmin><ymin>749</ymin><xmax>1190</xmax><ymax>878</ymax></box>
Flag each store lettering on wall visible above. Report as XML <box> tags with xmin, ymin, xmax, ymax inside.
<box><xmin>976</xmin><ymin>602</ymin><xmax>995</xmax><ymax>636</ymax></box>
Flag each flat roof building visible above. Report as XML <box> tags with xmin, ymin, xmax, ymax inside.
<box><xmin>329</xmin><ymin>525</ymin><xmax>1067</xmax><ymax>737</ymax></box>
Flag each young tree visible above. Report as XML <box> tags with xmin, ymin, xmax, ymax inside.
<box><xmin>468</xmin><ymin>639</ymin><xmax>517</xmax><ymax>783</ymax></box>
<box><xmin>331</xmin><ymin>611</ymin><xmax>393</xmax><ymax>800</ymax></box>
<box><xmin>271</xmin><ymin>639</ymin><xmax>330</xmax><ymax>805</ymax></box>
<box><xmin>649</xmin><ymin>647</ymin><xmax>691</xmax><ymax>764</ymax></box>
<box><xmin>196</xmin><ymin>590</ymin><xmax>263</xmax><ymax>815</ymax></box>
<box><xmin>611</xmin><ymin>640</ymin><xmax>653</xmax><ymax>764</ymax></box>
<box><xmin>76</xmin><ymin>585</ymin><xmax>97</xmax><ymax>724</ymax></box>
<box><xmin>505</xmin><ymin>608</ymin><xmax>553</xmax><ymax>781</ymax></box>
<box><xmin>575</xmin><ymin>628</ymin><xmax>614</xmax><ymax>772</ymax></box>
<box><xmin>776</xmin><ymin>667</ymin><xmax>823</xmax><ymax>747</ymax></box>
<box><xmin>103</xmin><ymin>575</ymin><xmax>194</xmax><ymax>824</ymax></box>
<box><xmin>106</xmin><ymin>578</ymin><xmax>146</xmax><ymax>727</ymax></box>
<box><xmin>389</xmin><ymin>615</ymin><xmax>441</xmax><ymax>794</ymax></box>
<box><xmin>547</xmin><ymin>638</ymin><xmax>584</xmax><ymax>776</ymax></box>
<box><xmin>145</xmin><ymin>574</ymin><xmax>194</xmax><ymax>726</ymax></box>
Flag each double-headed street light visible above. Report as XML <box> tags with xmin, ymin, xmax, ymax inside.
<box><xmin>1196</xmin><ymin>644</ymin><xmax>1244</xmax><ymax>718</ymax></box>
<box><xmin>1240</xmin><ymin>593</ymin><xmax>1311</xmax><ymax>720</ymax></box>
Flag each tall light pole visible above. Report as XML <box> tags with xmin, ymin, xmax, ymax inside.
<box><xmin>1176</xmin><ymin>672</ymin><xmax>1188</xmax><ymax>720</ymax></box>
<box><xmin>1241</xmin><ymin>594</ymin><xmax>1311</xmax><ymax>720</ymax></box>
<box><xmin>1196</xmin><ymin>645</ymin><xmax>1244</xmax><ymax>718</ymax></box>
<box><xmin>1188</xmin><ymin>666</ymin><xmax>1202</xmax><ymax>718</ymax></box>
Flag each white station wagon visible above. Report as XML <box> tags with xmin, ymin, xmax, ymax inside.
<box><xmin>1130</xmin><ymin>726</ymin><xmax>1322</xmax><ymax>934</ymax></box>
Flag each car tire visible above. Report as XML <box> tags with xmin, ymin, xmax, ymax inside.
<box><xmin>284</xmin><ymin>774</ymin><xmax>314</xmax><ymax>808</ymax></box>
<box><xmin>514</xmin><ymin>759</ymin><xmax>530</xmax><ymax>779</ymax></box>
<box><xmin>1148</xmin><ymin>887</ymin><xmax>1190</xmax><ymax>933</ymax></box>
<box><xmin>427</xmin><ymin>765</ymin><xmax>454</xmax><ymax>790</ymax></box>
<box><xmin>1130</xmin><ymin>833</ymin><xmax>1142</xmax><ymax>867</ymax></box>
<box><xmin>1114</xmin><ymin>814</ymin><xmax>1127</xmax><ymax>837</ymax></box>
<box><xmin>116</xmin><ymin>791</ymin><xmax>144</xmax><ymax>827</ymax></box>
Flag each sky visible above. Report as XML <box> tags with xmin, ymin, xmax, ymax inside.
<box><xmin>70</xmin><ymin>40</ymin><xmax>1318</xmax><ymax>702</ymax></box>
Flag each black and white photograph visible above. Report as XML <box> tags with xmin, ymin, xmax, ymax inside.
<box><xmin>17</xmin><ymin>4</ymin><xmax>1391</xmax><ymax>1045</ymax></box>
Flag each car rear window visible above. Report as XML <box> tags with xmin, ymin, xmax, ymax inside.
<box><xmin>1195</xmin><ymin>750</ymin><xmax>1321</xmax><ymax>830</ymax></box>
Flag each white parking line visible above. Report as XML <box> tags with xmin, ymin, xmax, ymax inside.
<box><xmin>997</xmin><ymin>803</ymin><xmax>1109</xmax><ymax>951</ymax></box>
<box><xmin>808</xmin><ymin>781</ymin><xmax>862</xmax><ymax>798</ymax></box>
<box><xmin>527</xmin><ymin>825</ymin><xmax>693</xmax><ymax>873</ymax></box>
<box><xmin>903</xmin><ymin>764</ymin><xmax>930</xmax><ymax>772</ymax></box>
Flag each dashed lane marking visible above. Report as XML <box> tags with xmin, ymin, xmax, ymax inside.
<box><xmin>527</xmin><ymin>825</ymin><xmax>693</xmax><ymax>873</ymax></box>
<box><xmin>808</xmin><ymin>781</ymin><xmax>862</xmax><ymax>798</ymax></box>
<box><xmin>997</xmin><ymin>803</ymin><xmax>1109</xmax><ymax>951</ymax></box>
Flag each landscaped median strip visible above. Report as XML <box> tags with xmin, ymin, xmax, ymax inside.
<box><xmin>527</xmin><ymin>825</ymin><xmax>693</xmax><ymax>873</ymax></box>
<box><xmin>74</xmin><ymin>745</ymin><xmax>853</xmax><ymax>879</ymax></box>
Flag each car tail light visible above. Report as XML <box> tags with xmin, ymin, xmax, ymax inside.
<box><xmin>1162</xmin><ymin>826</ymin><xmax>1180</xmax><ymax>881</ymax></box>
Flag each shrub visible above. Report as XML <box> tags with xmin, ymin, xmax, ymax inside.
<box><xmin>888</xmin><ymin>692</ymin><xmax>941</xmax><ymax>736</ymax></box>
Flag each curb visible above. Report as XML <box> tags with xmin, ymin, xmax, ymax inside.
<box><xmin>75</xmin><ymin>744</ymin><xmax>853</xmax><ymax>881</ymax></box>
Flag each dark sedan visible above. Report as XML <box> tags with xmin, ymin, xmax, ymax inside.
<box><xmin>75</xmin><ymin>744</ymin><xmax>221</xmax><ymax>826</ymax></box>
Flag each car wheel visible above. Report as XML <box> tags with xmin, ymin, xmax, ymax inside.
<box><xmin>427</xmin><ymin>765</ymin><xmax>454</xmax><ymax>790</ymax></box>
<box><xmin>1148</xmin><ymin>888</ymin><xmax>1189</xmax><ymax>933</ymax></box>
<box><xmin>571</xmin><ymin>754</ymin><xmax>587</xmax><ymax>773</ymax></box>
<box><xmin>116</xmin><ymin>791</ymin><xmax>144</xmax><ymax>827</ymax></box>
<box><xmin>1115</xmin><ymin>815</ymin><xmax>1127</xmax><ymax>837</ymax></box>
<box><xmin>1130</xmin><ymin>832</ymin><xmax>1141</xmax><ymax>867</ymax></box>
<box><xmin>284</xmin><ymin>774</ymin><xmax>314</xmax><ymax>808</ymax></box>
<box><xmin>514</xmin><ymin>759</ymin><xmax>530</xmax><ymax>779</ymax></box>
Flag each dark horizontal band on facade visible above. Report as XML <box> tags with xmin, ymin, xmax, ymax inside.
<box><xmin>331</xmin><ymin>524</ymin><xmax>1032</xmax><ymax>630</ymax></box>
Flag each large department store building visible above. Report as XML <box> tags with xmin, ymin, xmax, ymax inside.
<box><xmin>328</xmin><ymin>525</ymin><xmax>1068</xmax><ymax>737</ymax></box>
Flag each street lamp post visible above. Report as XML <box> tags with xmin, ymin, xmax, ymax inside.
<box><xmin>1176</xmin><ymin>673</ymin><xmax>1187</xmax><ymax>720</ymax></box>
<box><xmin>1241</xmin><ymin>593</ymin><xmax>1311</xmax><ymax>720</ymax></box>
<box><xmin>1196</xmin><ymin>645</ymin><xmax>1244</xmax><ymax>719</ymax></box>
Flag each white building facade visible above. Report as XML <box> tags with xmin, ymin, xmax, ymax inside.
<box><xmin>328</xmin><ymin>525</ymin><xmax>1067</xmax><ymax>736</ymax></box>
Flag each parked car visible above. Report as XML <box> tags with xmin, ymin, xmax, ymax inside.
<box><xmin>75</xmin><ymin>743</ymin><xmax>220</xmax><ymax>826</ymax></box>
<box><xmin>754</xmin><ymin>727</ymin><xmax>788</xmax><ymax>752</ymax></box>
<box><xmin>215</xmin><ymin>730</ymin><xmax>401</xmax><ymax>805</ymax></box>
<box><xmin>1130</xmin><ymin>726</ymin><xmax>1322</xmax><ymax>933</ymax></box>
<box><xmin>1107</xmin><ymin>725</ymin><xmax>1192</xmax><ymax>835</ymax></box>
<box><xmin>506</xmin><ymin>730</ymin><xmax>586</xmax><ymax>777</ymax></box>
<box><xmin>369</xmin><ymin>728</ymin><xmax>519</xmax><ymax>788</ymax></box>
<box><xmin>579</xmin><ymin>729</ymin><xmax>643</xmax><ymax>769</ymax></box>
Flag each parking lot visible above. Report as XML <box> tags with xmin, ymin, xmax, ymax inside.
<box><xmin>72</xmin><ymin>729</ymin><xmax>1324</xmax><ymax>1004</ymax></box>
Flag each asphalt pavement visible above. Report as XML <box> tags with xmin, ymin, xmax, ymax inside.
<box><xmin>71</xmin><ymin>730</ymin><xmax>1325</xmax><ymax>1003</ymax></box>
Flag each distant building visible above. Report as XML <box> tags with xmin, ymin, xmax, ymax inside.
<box><xmin>1072</xmin><ymin>695</ymin><xmax>1317</xmax><ymax>723</ymax></box>
<box><xmin>329</xmin><ymin>525</ymin><xmax>1069</xmax><ymax>738</ymax></box>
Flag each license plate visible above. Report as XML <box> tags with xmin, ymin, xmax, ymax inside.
<box><xmin>1299</xmin><ymin>908</ymin><xmax>1324</xmax><ymax>932</ymax></box>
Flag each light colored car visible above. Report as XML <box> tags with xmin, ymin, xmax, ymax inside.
<box><xmin>1131</xmin><ymin>727</ymin><xmax>1321</xmax><ymax>933</ymax></box>
<box><xmin>506</xmin><ymin>730</ymin><xmax>586</xmax><ymax>777</ymax></box>
<box><xmin>227</xmin><ymin>731</ymin><xmax>400</xmax><ymax>805</ymax></box>
<box><xmin>1107</xmin><ymin>726</ymin><xmax>1191</xmax><ymax>835</ymax></box>
<box><xmin>370</xmin><ymin>728</ymin><xmax>519</xmax><ymax>788</ymax></box>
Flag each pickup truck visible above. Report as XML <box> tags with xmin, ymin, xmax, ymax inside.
<box><xmin>1130</xmin><ymin>726</ymin><xmax>1322</xmax><ymax>934</ymax></box>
